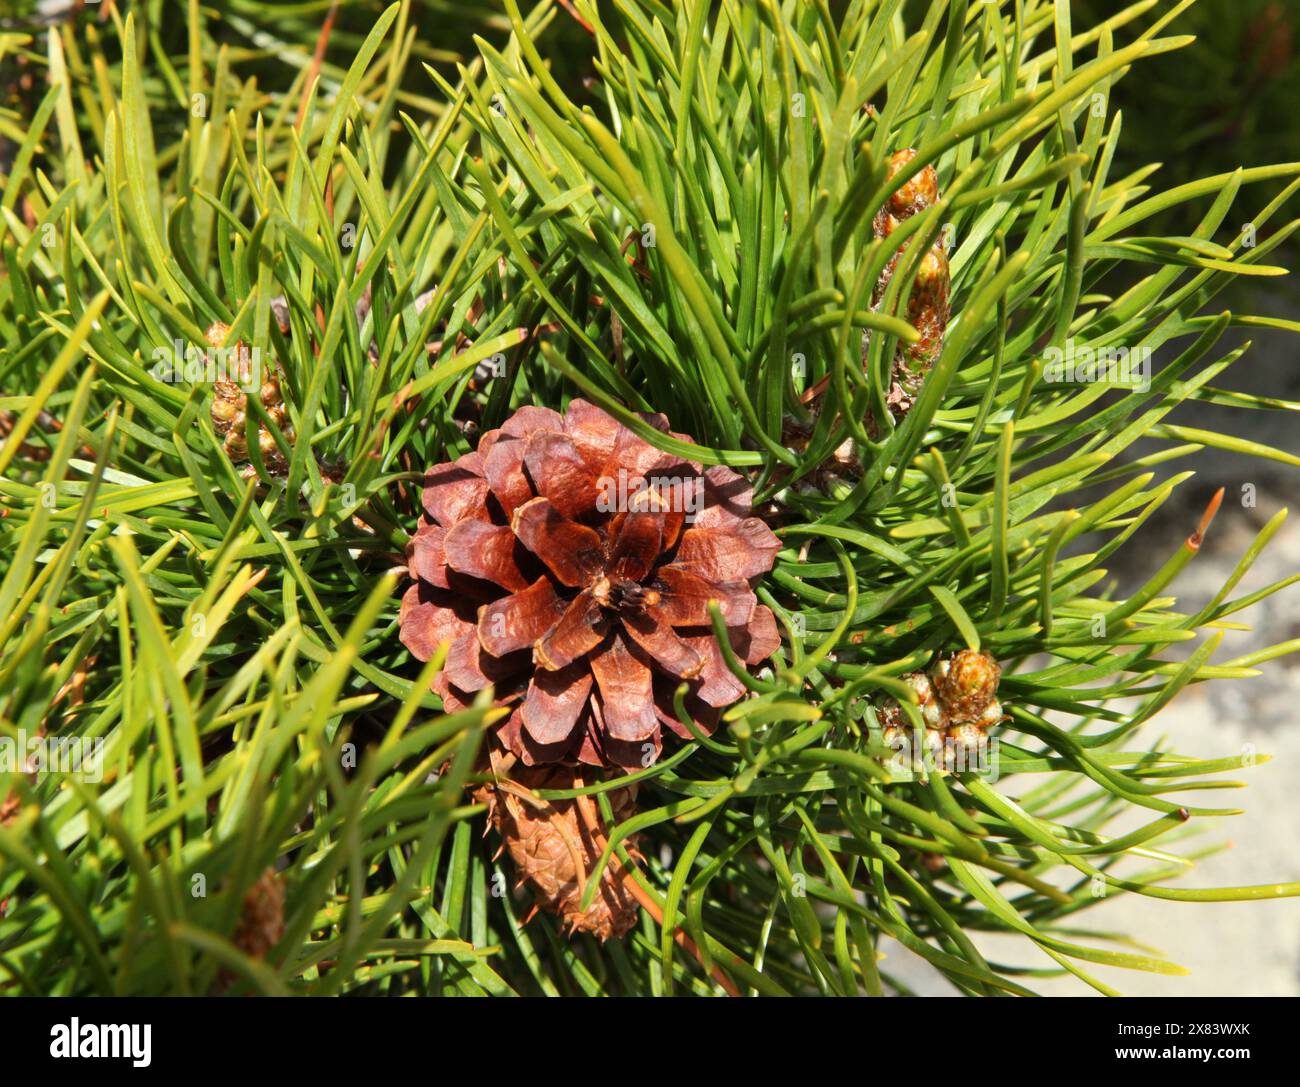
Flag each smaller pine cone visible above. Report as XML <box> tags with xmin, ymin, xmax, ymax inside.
<box><xmin>901</xmin><ymin>246</ymin><xmax>950</xmax><ymax>376</ymax></box>
<box><xmin>787</xmin><ymin>148</ymin><xmax>949</xmax><ymax>470</ymax></box>
<box><xmin>206</xmin><ymin>321</ymin><xmax>294</xmax><ymax>473</ymax></box>
<box><xmin>476</xmin><ymin>764</ymin><xmax>641</xmax><ymax>941</ymax></box>
<box><xmin>233</xmin><ymin>867</ymin><xmax>286</xmax><ymax>961</ymax></box>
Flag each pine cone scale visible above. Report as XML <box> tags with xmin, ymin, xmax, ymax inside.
<box><xmin>511</xmin><ymin>497</ymin><xmax>605</xmax><ymax>586</ymax></box>
<box><xmin>476</xmin><ymin>577</ymin><xmax>568</xmax><ymax>657</ymax></box>
<box><xmin>652</xmin><ymin>566</ymin><xmax>754</xmax><ymax>627</ymax></box>
<box><xmin>622</xmin><ymin>611</ymin><xmax>704</xmax><ymax>679</ymax></box>
<box><xmin>589</xmin><ymin>633</ymin><xmax>658</xmax><ymax>742</ymax></box>
<box><xmin>523</xmin><ymin>430</ymin><xmax>599</xmax><ymax>519</ymax></box>
<box><xmin>443</xmin><ymin>518</ymin><xmax>531</xmax><ymax>591</ymax></box>
<box><xmin>482</xmin><ymin>437</ymin><xmax>535</xmax><ymax>517</ymax></box>
<box><xmin>534</xmin><ymin>590</ymin><xmax>609</xmax><ymax>671</ymax></box>
<box><xmin>521</xmin><ymin>664</ymin><xmax>593</xmax><ymax>744</ymax></box>
<box><xmin>421</xmin><ymin>454</ymin><xmax>490</xmax><ymax>526</ymax></box>
<box><xmin>670</xmin><ymin>523</ymin><xmax>781</xmax><ymax>582</ymax></box>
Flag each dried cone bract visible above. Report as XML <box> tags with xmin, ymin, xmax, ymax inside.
<box><xmin>476</xmin><ymin>764</ymin><xmax>641</xmax><ymax>940</ymax></box>
<box><xmin>206</xmin><ymin>321</ymin><xmax>294</xmax><ymax>474</ymax></box>
<box><xmin>399</xmin><ymin>399</ymin><xmax>781</xmax><ymax>770</ymax></box>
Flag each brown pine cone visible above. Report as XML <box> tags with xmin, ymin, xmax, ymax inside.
<box><xmin>476</xmin><ymin>763</ymin><xmax>641</xmax><ymax>941</ymax></box>
<box><xmin>212</xmin><ymin>866</ymin><xmax>286</xmax><ymax>993</ymax></box>
<box><xmin>399</xmin><ymin>399</ymin><xmax>782</xmax><ymax>770</ymax></box>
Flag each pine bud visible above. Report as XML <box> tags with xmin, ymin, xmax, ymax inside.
<box><xmin>876</xmin><ymin>649</ymin><xmax>1006</xmax><ymax>764</ymax></box>
<box><xmin>205</xmin><ymin>321</ymin><xmax>294</xmax><ymax>473</ymax></box>
<box><xmin>882</xmin><ymin>149</ymin><xmax>939</xmax><ymax>218</ymax></box>
<box><xmin>931</xmin><ymin>649</ymin><xmax>1001</xmax><ymax>725</ymax></box>
<box><xmin>866</xmin><ymin>148</ymin><xmax>952</xmax><ymax>437</ymax></box>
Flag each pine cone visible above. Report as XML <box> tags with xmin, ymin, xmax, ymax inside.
<box><xmin>476</xmin><ymin>763</ymin><xmax>641</xmax><ymax>940</ymax></box>
<box><xmin>206</xmin><ymin>321</ymin><xmax>294</xmax><ymax>474</ymax></box>
<box><xmin>786</xmin><ymin>148</ymin><xmax>952</xmax><ymax>467</ymax></box>
<box><xmin>399</xmin><ymin>400</ymin><xmax>782</xmax><ymax>769</ymax></box>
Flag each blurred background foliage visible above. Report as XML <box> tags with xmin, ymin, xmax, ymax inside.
<box><xmin>1080</xmin><ymin>0</ymin><xmax>1299</xmax><ymax>238</ymax></box>
<box><xmin>6</xmin><ymin>0</ymin><xmax>1297</xmax><ymax>236</ymax></box>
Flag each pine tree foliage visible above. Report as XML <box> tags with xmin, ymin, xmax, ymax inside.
<box><xmin>1</xmin><ymin>0</ymin><xmax>1299</xmax><ymax>996</ymax></box>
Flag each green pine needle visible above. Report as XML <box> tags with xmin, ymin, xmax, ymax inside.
<box><xmin>1</xmin><ymin>0</ymin><xmax>1298</xmax><ymax>996</ymax></box>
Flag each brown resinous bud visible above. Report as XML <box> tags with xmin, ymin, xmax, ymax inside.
<box><xmin>206</xmin><ymin>321</ymin><xmax>294</xmax><ymax>474</ymax></box>
<box><xmin>866</xmin><ymin>149</ymin><xmax>952</xmax><ymax>434</ymax></box>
